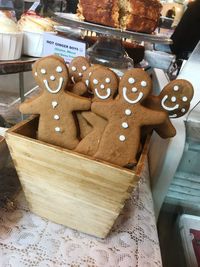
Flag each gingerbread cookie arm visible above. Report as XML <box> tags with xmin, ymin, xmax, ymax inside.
<box><xmin>82</xmin><ymin>111</ymin><xmax>106</xmax><ymax>127</ymax></box>
<box><xmin>154</xmin><ymin>119</ymin><xmax>176</xmax><ymax>138</ymax></box>
<box><xmin>71</xmin><ymin>81</ymin><xmax>88</xmax><ymax>96</ymax></box>
<box><xmin>91</xmin><ymin>101</ymin><xmax>114</xmax><ymax>119</ymax></box>
<box><xmin>140</xmin><ymin>106</ymin><xmax>167</xmax><ymax>126</ymax></box>
<box><xmin>19</xmin><ymin>95</ymin><xmax>43</xmax><ymax>115</ymax></box>
<box><xmin>67</xmin><ymin>93</ymin><xmax>91</xmax><ymax>111</ymax></box>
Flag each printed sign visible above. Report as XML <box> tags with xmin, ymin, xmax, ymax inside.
<box><xmin>43</xmin><ymin>33</ymin><xmax>86</xmax><ymax>63</ymax></box>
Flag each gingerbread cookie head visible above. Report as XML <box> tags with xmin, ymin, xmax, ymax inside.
<box><xmin>159</xmin><ymin>79</ymin><xmax>194</xmax><ymax>118</ymax></box>
<box><xmin>32</xmin><ymin>55</ymin><xmax>69</xmax><ymax>94</ymax></box>
<box><xmin>118</xmin><ymin>69</ymin><xmax>152</xmax><ymax>104</ymax></box>
<box><xmin>89</xmin><ymin>67</ymin><xmax>118</xmax><ymax>101</ymax></box>
<box><xmin>68</xmin><ymin>56</ymin><xmax>90</xmax><ymax>83</ymax></box>
<box><xmin>82</xmin><ymin>65</ymin><xmax>102</xmax><ymax>90</ymax></box>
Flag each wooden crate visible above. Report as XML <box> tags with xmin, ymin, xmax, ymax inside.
<box><xmin>6</xmin><ymin>115</ymin><xmax>148</xmax><ymax>238</ymax></box>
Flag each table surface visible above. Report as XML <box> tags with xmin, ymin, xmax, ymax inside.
<box><xmin>0</xmin><ymin>158</ymin><xmax>162</xmax><ymax>267</ymax></box>
<box><xmin>0</xmin><ymin>57</ymin><xmax>38</xmax><ymax>75</ymax></box>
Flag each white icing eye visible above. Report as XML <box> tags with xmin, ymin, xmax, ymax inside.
<box><xmin>41</xmin><ymin>68</ymin><xmax>46</xmax><ymax>74</ymax></box>
<box><xmin>50</xmin><ymin>75</ymin><xmax>56</xmax><ymax>81</ymax></box>
<box><xmin>56</xmin><ymin>66</ymin><xmax>63</xmax><ymax>73</ymax></box>
<box><xmin>173</xmin><ymin>85</ymin><xmax>179</xmax><ymax>91</ymax></box>
<box><xmin>128</xmin><ymin>77</ymin><xmax>135</xmax><ymax>84</ymax></box>
<box><xmin>93</xmin><ymin>79</ymin><xmax>98</xmax><ymax>85</ymax></box>
<box><xmin>182</xmin><ymin>96</ymin><xmax>188</xmax><ymax>102</ymax></box>
<box><xmin>54</xmin><ymin>115</ymin><xmax>60</xmax><ymax>120</ymax></box>
<box><xmin>141</xmin><ymin>81</ymin><xmax>147</xmax><ymax>87</ymax></box>
<box><xmin>181</xmin><ymin>108</ymin><xmax>186</xmax><ymax>113</ymax></box>
<box><xmin>122</xmin><ymin>122</ymin><xmax>129</xmax><ymax>128</ymax></box>
<box><xmin>100</xmin><ymin>84</ymin><xmax>105</xmax><ymax>89</ymax></box>
<box><xmin>35</xmin><ymin>72</ymin><xmax>37</xmax><ymax>76</ymax></box>
<box><xmin>55</xmin><ymin>127</ymin><xmax>61</xmax><ymax>132</ymax></box>
<box><xmin>79</xmin><ymin>73</ymin><xmax>83</xmax><ymax>77</ymax></box>
<box><xmin>71</xmin><ymin>66</ymin><xmax>76</xmax><ymax>72</ymax></box>
<box><xmin>171</xmin><ymin>96</ymin><xmax>176</xmax><ymax>102</ymax></box>
<box><xmin>119</xmin><ymin>135</ymin><xmax>126</xmax><ymax>142</ymax></box>
<box><xmin>82</xmin><ymin>66</ymin><xmax>87</xmax><ymax>71</ymax></box>
<box><xmin>125</xmin><ymin>109</ymin><xmax>132</xmax><ymax>116</ymax></box>
<box><xmin>131</xmin><ymin>87</ymin><xmax>137</xmax><ymax>93</ymax></box>
<box><xmin>105</xmin><ymin>78</ymin><xmax>111</xmax><ymax>83</ymax></box>
<box><xmin>85</xmin><ymin>79</ymin><xmax>89</xmax><ymax>86</ymax></box>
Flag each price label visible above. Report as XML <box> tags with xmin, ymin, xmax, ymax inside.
<box><xmin>43</xmin><ymin>33</ymin><xmax>86</xmax><ymax>63</ymax></box>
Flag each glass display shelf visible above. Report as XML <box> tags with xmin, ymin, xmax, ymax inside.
<box><xmin>53</xmin><ymin>13</ymin><xmax>172</xmax><ymax>44</ymax></box>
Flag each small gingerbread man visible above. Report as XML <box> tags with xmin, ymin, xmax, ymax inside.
<box><xmin>20</xmin><ymin>55</ymin><xmax>91</xmax><ymax>150</ymax></box>
<box><xmin>75</xmin><ymin>67</ymin><xmax>119</xmax><ymax>156</ymax></box>
<box><xmin>92</xmin><ymin>68</ymin><xmax>167</xmax><ymax>167</ymax></box>
<box><xmin>144</xmin><ymin>79</ymin><xmax>194</xmax><ymax>138</ymax></box>
<box><xmin>68</xmin><ymin>56</ymin><xmax>91</xmax><ymax>95</ymax></box>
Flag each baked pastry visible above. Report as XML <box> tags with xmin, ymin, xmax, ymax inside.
<box><xmin>0</xmin><ymin>12</ymin><xmax>23</xmax><ymax>60</ymax></box>
<box><xmin>77</xmin><ymin>0</ymin><xmax>119</xmax><ymax>28</ymax></box>
<box><xmin>18</xmin><ymin>11</ymin><xmax>58</xmax><ymax>57</ymax></box>
<box><xmin>77</xmin><ymin>0</ymin><xmax>162</xmax><ymax>33</ymax></box>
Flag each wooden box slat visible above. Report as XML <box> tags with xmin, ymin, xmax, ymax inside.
<box><xmin>6</xmin><ymin>115</ymin><xmax>147</xmax><ymax>238</ymax></box>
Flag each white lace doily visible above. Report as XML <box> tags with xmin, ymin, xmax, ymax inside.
<box><xmin>0</xmin><ymin>158</ymin><xmax>162</xmax><ymax>267</ymax></box>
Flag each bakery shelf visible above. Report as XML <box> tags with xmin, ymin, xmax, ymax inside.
<box><xmin>53</xmin><ymin>13</ymin><xmax>172</xmax><ymax>45</ymax></box>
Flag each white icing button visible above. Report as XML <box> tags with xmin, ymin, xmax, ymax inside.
<box><xmin>128</xmin><ymin>77</ymin><xmax>135</xmax><ymax>84</ymax></box>
<box><xmin>52</xmin><ymin>101</ymin><xmax>58</xmax><ymax>109</ymax></box>
<box><xmin>131</xmin><ymin>87</ymin><xmax>137</xmax><ymax>93</ymax></box>
<box><xmin>55</xmin><ymin>127</ymin><xmax>61</xmax><ymax>132</ymax></box>
<box><xmin>41</xmin><ymin>68</ymin><xmax>46</xmax><ymax>74</ymax></box>
<box><xmin>105</xmin><ymin>78</ymin><xmax>111</xmax><ymax>83</ymax></box>
<box><xmin>72</xmin><ymin>66</ymin><xmax>76</xmax><ymax>71</ymax></box>
<box><xmin>171</xmin><ymin>96</ymin><xmax>176</xmax><ymax>102</ymax></box>
<box><xmin>125</xmin><ymin>109</ymin><xmax>132</xmax><ymax>116</ymax></box>
<box><xmin>56</xmin><ymin>66</ymin><xmax>63</xmax><ymax>73</ymax></box>
<box><xmin>182</xmin><ymin>96</ymin><xmax>188</xmax><ymax>102</ymax></box>
<box><xmin>82</xmin><ymin>66</ymin><xmax>87</xmax><ymax>71</ymax></box>
<box><xmin>119</xmin><ymin>135</ymin><xmax>126</xmax><ymax>142</ymax></box>
<box><xmin>93</xmin><ymin>79</ymin><xmax>98</xmax><ymax>85</ymax></box>
<box><xmin>78</xmin><ymin>73</ymin><xmax>83</xmax><ymax>77</ymax></box>
<box><xmin>54</xmin><ymin>115</ymin><xmax>60</xmax><ymax>120</ymax></box>
<box><xmin>181</xmin><ymin>108</ymin><xmax>186</xmax><ymax>113</ymax></box>
<box><xmin>35</xmin><ymin>72</ymin><xmax>37</xmax><ymax>76</ymax></box>
<box><xmin>141</xmin><ymin>81</ymin><xmax>147</xmax><ymax>87</ymax></box>
<box><xmin>100</xmin><ymin>84</ymin><xmax>105</xmax><ymax>89</ymax></box>
<box><xmin>50</xmin><ymin>75</ymin><xmax>55</xmax><ymax>81</ymax></box>
<box><xmin>173</xmin><ymin>85</ymin><xmax>179</xmax><ymax>91</ymax></box>
<box><xmin>122</xmin><ymin>122</ymin><xmax>129</xmax><ymax>128</ymax></box>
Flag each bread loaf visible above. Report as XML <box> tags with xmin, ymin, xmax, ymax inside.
<box><xmin>77</xmin><ymin>0</ymin><xmax>162</xmax><ymax>33</ymax></box>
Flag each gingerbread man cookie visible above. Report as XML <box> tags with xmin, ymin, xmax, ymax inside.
<box><xmin>144</xmin><ymin>79</ymin><xmax>194</xmax><ymax>138</ymax></box>
<box><xmin>92</xmin><ymin>68</ymin><xmax>167</xmax><ymax>167</ymax></box>
<box><xmin>75</xmin><ymin>67</ymin><xmax>119</xmax><ymax>156</ymax></box>
<box><xmin>68</xmin><ymin>56</ymin><xmax>91</xmax><ymax>96</ymax></box>
<box><xmin>19</xmin><ymin>55</ymin><xmax>91</xmax><ymax>150</ymax></box>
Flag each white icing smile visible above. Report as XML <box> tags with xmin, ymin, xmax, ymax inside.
<box><xmin>161</xmin><ymin>95</ymin><xmax>179</xmax><ymax>111</ymax></box>
<box><xmin>95</xmin><ymin>88</ymin><xmax>111</xmax><ymax>99</ymax></box>
<box><xmin>43</xmin><ymin>77</ymin><xmax>64</xmax><ymax>94</ymax></box>
<box><xmin>123</xmin><ymin>87</ymin><xmax>143</xmax><ymax>104</ymax></box>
